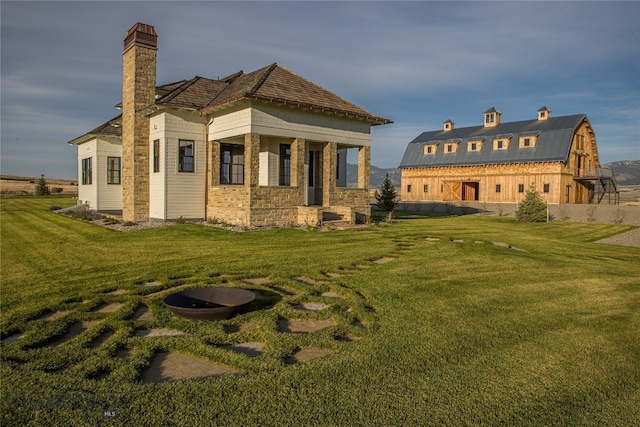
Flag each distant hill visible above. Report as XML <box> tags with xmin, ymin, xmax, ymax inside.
<box><xmin>348</xmin><ymin>160</ymin><xmax>639</xmax><ymax>188</ymax></box>
<box><xmin>347</xmin><ymin>164</ymin><xmax>400</xmax><ymax>188</ymax></box>
<box><xmin>602</xmin><ymin>160</ymin><xmax>640</xmax><ymax>185</ymax></box>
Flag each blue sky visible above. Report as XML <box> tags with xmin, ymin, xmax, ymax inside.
<box><xmin>1</xmin><ymin>1</ymin><xmax>639</xmax><ymax>180</ymax></box>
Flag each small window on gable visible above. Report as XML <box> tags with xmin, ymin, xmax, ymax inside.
<box><xmin>424</xmin><ymin>144</ymin><xmax>437</xmax><ymax>155</ymax></box>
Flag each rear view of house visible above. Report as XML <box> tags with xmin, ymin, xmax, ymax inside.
<box><xmin>68</xmin><ymin>23</ymin><xmax>391</xmax><ymax>226</ymax></box>
<box><xmin>399</xmin><ymin>107</ymin><xmax>618</xmax><ymax>205</ymax></box>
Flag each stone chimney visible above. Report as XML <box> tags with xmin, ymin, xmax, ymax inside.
<box><xmin>483</xmin><ymin>107</ymin><xmax>501</xmax><ymax>128</ymax></box>
<box><xmin>122</xmin><ymin>23</ymin><xmax>157</xmax><ymax>222</ymax></box>
<box><xmin>537</xmin><ymin>106</ymin><xmax>551</xmax><ymax>121</ymax></box>
<box><xmin>443</xmin><ymin>119</ymin><xmax>455</xmax><ymax>131</ymax></box>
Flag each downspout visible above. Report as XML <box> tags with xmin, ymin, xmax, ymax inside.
<box><xmin>198</xmin><ymin>112</ymin><xmax>209</xmax><ymax>219</ymax></box>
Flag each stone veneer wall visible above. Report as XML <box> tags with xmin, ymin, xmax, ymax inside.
<box><xmin>122</xmin><ymin>42</ymin><xmax>156</xmax><ymax>222</ymax></box>
<box><xmin>206</xmin><ymin>134</ymin><xmax>372</xmax><ymax>226</ymax></box>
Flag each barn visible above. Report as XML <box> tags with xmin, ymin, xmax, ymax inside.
<box><xmin>399</xmin><ymin>107</ymin><xmax>618</xmax><ymax>205</ymax></box>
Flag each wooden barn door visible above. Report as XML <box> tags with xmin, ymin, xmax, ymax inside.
<box><xmin>462</xmin><ymin>182</ymin><xmax>479</xmax><ymax>201</ymax></box>
<box><xmin>443</xmin><ymin>181</ymin><xmax>461</xmax><ymax>201</ymax></box>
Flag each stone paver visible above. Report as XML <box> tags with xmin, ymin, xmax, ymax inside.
<box><xmin>134</xmin><ymin>328</ymin><xmax>190</xmax><ymax>338</ymax></box>
<box><xmin>2</xmin><ymin>333</ymin><xmax>24</xmax><ymax>345</ymax></box>
<box><xmin>285</xmin><ymin>347</ymin><xmax>331</xmax><ymax>364</ymax></box>
<box><xmin>293</xmin><ymin>302</ymin><xmax>329</xmax><ymax>311</ymax></box>
<box><xmin>39</xmin><ymin>310</ymin><xmax>70</xmax><ymax>321</ymax></box>
<box><xmin>138</xmin><ymin>281</ymin><xmax>162</xmax><ymax>287</ymax></box>
<box><xmin>221</xmin><ymin>342</ymin><xmax>265</xmax><ymax>357</ymax></box>
<box><xmin>278</xmin><ymin>319</ymin><xmax>336</xmax><ymax>333</ymax></box>
<box><xmin>141</xmin><ymin>352</ymin><xmax>240</xmax><ymax>383</ymax></box>
<box><xmin>93</xmin><ymin>303</ymin><xmax>125</xmax><ymax>313</ymax></box>
<box><xmin>130</xmin><ymin>305</ymin><xmax>155</xmax><ymax>322</ymax></box>
<box><xmin>243</xmin><ymin>277</ymin><xmax>270</xmax><ymax>285</ymax></box>
<box><xmin>320</xmin><ymin>292</ymin><xmax>343</xmax><ymax>299</ymax></box>
<box><xmin>224</xmin><ymin>321</ymin><xmax>257</xmax><ymax>334</ymax></box>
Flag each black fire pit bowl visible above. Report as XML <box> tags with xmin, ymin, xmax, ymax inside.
<box><xmin>163</xmin><ymin>288</ymin><xmax>256</xmax><ymax>320</ymax></box>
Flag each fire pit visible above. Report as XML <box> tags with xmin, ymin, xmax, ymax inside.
<box><xmin>163</xmin><ymin>288</ymin><xmax>256</xmax><ymax>320</ymax></box>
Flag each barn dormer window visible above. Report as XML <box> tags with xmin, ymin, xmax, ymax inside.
<box><xmin>467</xmin><ymin>139</ymin><xmax>484</xmax><ymax>152</ymax></box>
<box><xmin>519</xmin><ymin>132</ymin><xmax>539</xmax><ymax>148</ymax></box>
<box><xmin>424</xmin><ymin>144</ymin><xmax>438</xmax><ymax>155</ymax></box>
<box><xmin>493</xmin><ymin>134</ymin><xmax>511</xmax><ymax>150</ymax></box>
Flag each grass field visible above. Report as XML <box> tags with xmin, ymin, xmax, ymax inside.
<box><xmin>1</xmin><ymin>196</ymin><xmax>639</xmax><ymax>426</ymax></box>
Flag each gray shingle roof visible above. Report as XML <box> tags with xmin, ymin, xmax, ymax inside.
<box><xmin>66</xmin><ymin>115</ymin><xmax>122</xmax><ymax>145</ymax></box>
<box><xmin>69</xmin><ymin>63</ymin><xmax>391</xmax><ymax>145</ymax></box>
<box><xmin>399</xmin><ymin>114</ymin><xmax>588</xmax><ymax>168</ymax></box>
<box><xmin>200</xmin><ymin>63</ymin><xmax>391</xmax><ymax>125</ymax></box>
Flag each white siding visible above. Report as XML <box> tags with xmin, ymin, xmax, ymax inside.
<box><xmin>149</xmin><ymin>115</ymin><xmax>166</xmax><ymax>220</ymax></box>
<box><xmin>77</xmin><ymin>140</ymin><xmax>98</xmax><ymax>208</ymax></box>
<box><xmin>208</xmin><ymin>103</ymin><xmax>371</xmax><ymax>146</ymax></box>
<box><xmin>153</xmin><ymin>111</ymin><xmax>205</xmax><ymax>220</ymax></box>
<box><xmin>96</xmin><ymin>139</ymin><xmax>123</xmax><ymax>211</ymax></box>
<box><xmin>76</xmin><ymin>138</ymin><xmax>122</xmax><ymax>211</ymax></box>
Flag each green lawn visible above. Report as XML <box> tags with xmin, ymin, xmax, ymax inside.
<box><xmin>2</xmin><ymin>196</ymin><xmax>639</xmax><ymax>426</ymax></box>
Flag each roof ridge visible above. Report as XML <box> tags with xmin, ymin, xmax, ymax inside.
<box><xmin>158</xmin><ymin>76</ymin><xmax>201</xmax><ymax>103</ymax></box>
<box><xmin>247</xmin><ymin>63</ymin><xmax>278</xmax><ymax>96</ymax></box>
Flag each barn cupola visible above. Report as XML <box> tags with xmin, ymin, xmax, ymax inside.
<box><xmin>443</xmin><ymin>119</ymin><xmax>455</xmax><ymax>131</ymax></box>
<box><xmin>483</xmin><ymin>107</ymin><xmax>501</xmax><ymax>128</ymax></box>
<box><xmin>537</xmin><ymin>106</ymin><xmax>551</xmax><ymax>121</ymax></box>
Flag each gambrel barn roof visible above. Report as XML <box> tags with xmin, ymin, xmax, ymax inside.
<box><xmin>399</xmin><ymin>114</ymin><xmax>592</xmax><ymax>168</ymax></box>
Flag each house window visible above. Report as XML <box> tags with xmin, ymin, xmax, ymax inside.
<box><xmin>471</xmin><ymin>143</ymin><xmax>477</xmax><ymax>151</ymax></box>
<box><xmin>81</xmin><ymin>157</ymin><xmax>92</xmax><ymax>185</ymax></box>
<box><xmin>178</xmin><ymin>140</ymin><xmax>194</xmax><ymax>173</ymax></box>
<box><xmin>153</xmin><ymin>139</ymin><xmax>160</xmax><ymax>173</ymax></box>
<box><xmin>543</xmin><ymin>183</ymin><xmax>550</xmax><ymax>193</ymax></box>
<box><xmin>423</xmin><ymin>184</ymin><xmax>429</xmax><ymax>193</ymax></box>
<box><xmin>496</xmin><ymin>184</ymin><xmax>501</xmax><ymax>193</ymax></box>
<box><xmin>518</xmin><ymin>184</ymin><xmax>525</xmax><ymax>193</ymax></box>
<box><xmin>407</xmin><ymin>184</ymin><xmax>412</xmax><ymax>193</ymax></box>
<box><xmin>221</xmin><ymin>144</ymin><xmax>244</xmax><ymax>185</ymax></box>
<box><xmin>280</xmin><ymin>144</ymin><xmax>291</xmax><ymax>186</ymax></box>
<box><xmin>107</xmin><ymin>157</ymin><xmax>121</xmax><ymax>185</ymax></box>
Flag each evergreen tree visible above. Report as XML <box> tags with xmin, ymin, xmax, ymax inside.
<box><xmin>515</xmin><ymin>185</ymin><xmax>547</xmax><ymax>222</ymax></box>
<box><xmin>35</xmin><ymin>174</ymin><xmax>50</xmax><ymax>196</ymax></box>
<box><xmin>375</xmin><ymin>174</ymin><xmax>398</xmax><ymax>212</ymax></box>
